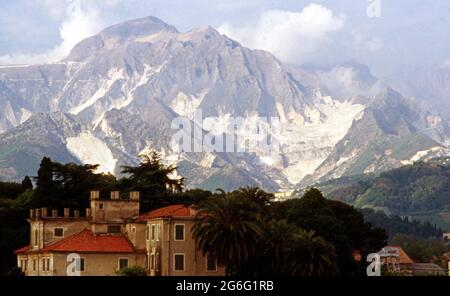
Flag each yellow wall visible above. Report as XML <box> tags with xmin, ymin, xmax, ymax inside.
<box><xmin>147</xmin><ymin>218</ymin><xmax>225</xmax><ymax>276</ymax></box>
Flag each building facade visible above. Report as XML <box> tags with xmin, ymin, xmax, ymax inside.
<box><xmin>15</xmin><ymin>191</ymin><xmax>224</xmax><ymax>276</ymax></box>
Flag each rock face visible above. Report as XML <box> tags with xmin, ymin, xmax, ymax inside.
<box><xmin>0</xmin><ymin>16</ymin><xmax>448</xmax><ymax>191</ymax></box>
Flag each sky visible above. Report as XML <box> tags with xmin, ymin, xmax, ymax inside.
<box><xmin>0</xmin><ymin>0</ymin><xmax>449</xmax><ymax>79</ymax></box>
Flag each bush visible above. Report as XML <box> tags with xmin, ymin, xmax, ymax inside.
<box><xmin>115</xmin><ymin>266</ymin><xmax>147</xmax><ymax>276</ymax></box>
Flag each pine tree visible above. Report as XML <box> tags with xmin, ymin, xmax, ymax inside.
<box><xmin>33</xmin><ymin>157</ymin><xmax>55</xmax><ymax>207</ymax></box>
<box><xmin>21</xmin><ymin>176</ymin><xmax>33</xmax><ymax>190</ymax></box>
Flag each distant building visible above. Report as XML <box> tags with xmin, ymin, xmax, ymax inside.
<box><xmin>15</xmin><ymin>191</ymin><xmax>225</xmax><ymax>276</ymax></box>
<box><xmin>411</xmin><ymin>263</ymin><xmax>447</xmax><ymax>276</ymax></box>
<box><xmin>379</xmin><ymin>246</ymin><xmax>448</xmax><ymax>276</ymax></box>
<box><xmin>443</xmin><ymin>233</ymin><xmax>450</xmax><ymax>242</ymax></box>
<box><xmin>379</xmin><ymin>246</ymin><xmax>414</xmax><ymax>274</ymax></box>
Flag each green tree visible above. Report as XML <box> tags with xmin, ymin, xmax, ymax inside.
<box><xmin>232</xmin><ymin>187</ymin><xmax>274</xmax><ymax>209</ymax></box>
<box><xmin>192</xmin><ymin>194</ymin><xmax>263</xmax><ymax>275</ymax></box>
<box><xmin>33</xmin><ymin>157</ymin><xmax>117</xmax><ymax>209</ymax></box>
<box><xmin>21</xmin><ymin>176</ymin><xmax>33</xmax><ymax>190</ymax></box>
<box><xmin>391</xmin><ymin>234</ymin><xmax>450</xmax><ymax>263</ymax></box>
<box><xmin>33</xmin><ymin>156</ymin><xmax>55</xmax><ymax>206</ymax></box>
<box><xmin>241</xmin><ymin>219</ymin><xmax>338</xmax><ymax>276</ymax></box>
<box><xmin>284</xmin><ymin>188</ymin><xmax>387</xmax><ymax>276</ymax></box>
<box><xmin>287</xmin><ymin>230</ymin><xmax>338</xmax><ymax>276</ymax></box>
<box><xmin>120</xmin><ymin>152</ymin><xmax>184</xmax><ymax>211</ymax></box>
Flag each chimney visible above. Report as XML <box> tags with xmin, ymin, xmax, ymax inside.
<box><xmin>64</xmin><ymin>208</ymin><xmax>70</xmax><ymax>218</ymax></box>
<box><xmin>41</xmin><ymin>207</ymin><xmax>48</xmax><ymax>217</ymax></box>
<box><xmin>52</xmin><ymin>210</ymin><xmax>58</xmax><ymax>218</ymax></box>
<box><xmin>130</xmin><ymin>191</ymin><xmax>140</xmax><ymax>201</ymax></box>
<box><xmin>90</xmin><ymin>190</ymin><xmax>100</xmax><ymax>200</ymax></box>
<box><xmin>110</xmin><ymin>191</ymin><xmax>120</xmax><ymax>200</ymax></box>
<box><xmin>86</xmin><ymin>208</ymin><xmax>91</xmax><ymax>218</ymax></box>
<box><xmin>74</xmin><ymin>210</ymin><xmax>80</xmax><ymax>218</ymax></box>
<box><xmin>30</xmin><ymin>209</ymin><xmax>35</xmax><ymax>219</ymax></box>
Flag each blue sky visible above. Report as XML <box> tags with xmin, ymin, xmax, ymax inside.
<box><xmin>0</xmin><ymin>0</ymin><xmax>449</xmax><ymax>79</ymax></box>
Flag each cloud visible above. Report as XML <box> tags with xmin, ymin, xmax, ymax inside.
<box><xmin>317</xmin><ymin>65</ymin><xmax>384</xmax><ymax>100</ymax></box>
<box><xmin>218</xmin><ymin>4</ymin><xmax>345</xmax><ymax>64</ymax></box>
<box><xmin>0</xmin><ymin>0</ymin><xmax>107</xmax><ymax>65</ymax></box>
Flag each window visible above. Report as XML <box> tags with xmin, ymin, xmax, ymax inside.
<box><xmin>174</xmin><ymin>254</ymin><xmax>185</xmax><ymax>271</ymax></box>
<box><xmin>77</xmin><ymin>258</ymin><xmax>85</xmax><ymax>272</ymax></box>
<box><xmin>42</xmin><ymin>258</ymin><xmax>51</xmax><ymax>271</ymax></box>
<box><xmin>150</xmin><ymin>253</ymin><xmax>155</xmax><ymax>270</ymax></box>
<box><xmin>151</xmin><ymin>224</ymin><xmax>156</xmax><ymax>241</ymax></box>
<box><xmin>54</xmin><ymin>228</ymin><xmax>64</xmax><ymax>238</ymax></box>
<box><xmin>107</xmin><ymin>225</ymin><xmax>121</xmax><ymax>233</ymax></box>
<box><xmin>33</xmin><ymin>259</ymin><xmax>37</xmax><ymax>271</ymax></box>
<box><xmin>119</xmin><ymin>258</ymin><xmax>129</xmax><ymax>270</ymax></box>
<box><xmin>146</xmin><ymin>226</ymin><xmax>149</xmax><ymax>240</ymax></box>
<box><xmin>206</xmin><ymin>254</ymin><xmax>217</xmax><ymax>272</ymax></box>
<box><xmin>34</xmin><ymin>229</ymin><xmax>38</xmax><ymax>246</ymax></box>
<box><xmin>174</xmin><ymin>224</ymin><xmax>185</xmax><ymax>241</ymax></box>
<box><xmin>99</xmin><ymin>203</ymin><xmax>104</xmax><ymax>210</ymax></box>
<box><xmin>20</xmin><ymin>259</ymin><xmax>27</xmax><ymax>271</ymax></box>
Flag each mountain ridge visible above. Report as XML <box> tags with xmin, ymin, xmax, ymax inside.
<box><xmin>0</xmin><ymin>16</ymin><xmax>449</xmax><ymax>191</ymax></box>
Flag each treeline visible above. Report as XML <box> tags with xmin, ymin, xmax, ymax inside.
<box><xmin>318</xmin><ymin>158</ymin><xmax>450</xmax><ymax>229</ymax></box>
<box><xmin>193</xmin><ymin>188</ymin><xmax>387</xmax><ymax>276</ymax></box>
<box><xmin>361</xmin><ymin>208</ymin><xmax>443</xmax><ymax>240</ymax></box>
<box><xmin>0</xmin><ymin>153</ymin><xmax>388</xmax><ymax>275</ymax></box>
<box><xmin>390</xmin><ymin>234</ymin><xmax>450</xmax><ymax>265</ymax></box>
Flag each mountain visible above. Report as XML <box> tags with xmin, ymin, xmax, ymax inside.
<box><xmin>296</xmin><ymin>88</ymin><xmax>450</xmax><ymax>187</ymax></box>
<box><xmin>0</xmin><ymin>113</ymin><xmax>81</xmax><ymax>179</ymax></box>
<box><xmin>0</xmin><ymin>16</ymin><xmax>449</xmax><ymax>191</ymax></box>
<box><xmin>392</xmin><ymin>64</ymin><xmax>450</xmax><ymax>120</ymax></box>
<box><xmin>307</xmin><ymin>157</ymin><xmax>450</xmax><ymax>229</ymax></box>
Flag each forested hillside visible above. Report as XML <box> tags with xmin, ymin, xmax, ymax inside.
<box><xmin>313</xmin><ymin>158</ymin><xmax>450</xmax><ymax>229</ymax></box>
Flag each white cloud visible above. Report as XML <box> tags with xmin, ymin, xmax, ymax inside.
<box><xmin>318</xmin><ymin>66</ymin><xmax>384</xmax><ymax>100</ymax></box>
<box><xmin>218</xmin><ymin>4</ymin><xmax>345</xmax><ymax>64</ymax></box>
<box><xmin>0</xmin><ymin>0</ymin><xmax>107</xmax><ymax>65</ymax></box>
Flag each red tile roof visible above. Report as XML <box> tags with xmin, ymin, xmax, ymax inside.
<box><xmin>139</xmin><ymin>204</ymin><xmax>193</xmax><ymax>220</ymax></box>
<box><xmin>14</xmin><ymin>245</ymin><xmax>30</xmax><ymax>254</ymax></box>
<box><xmin>15</xmin><ymin>229</ymin><xmax>137</xmax><ymax>254</ymax></box>
<box><xmin>382</xmin><ymin>246</ymin><xmax>415</xmax><ymax>264</ymax></box>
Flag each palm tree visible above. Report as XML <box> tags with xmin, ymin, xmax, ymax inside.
<box><xmin>287</xmin><ymin>230</ymin><xmax>339</xmax><ymax>276</ymax></box>
<box><xmin>192</xmin><ymin>195</ymin><xmax>263</xmax><ymax>274</ymax></box>
<box><xmin>233</xmin><ymin>187</ymin><xmax>274</xmax><ymax>208</ymax></box>
<box><xmin>241</xmin><ymin>219</ymin><xmax>298</xmax><ymax>276</ymax></box>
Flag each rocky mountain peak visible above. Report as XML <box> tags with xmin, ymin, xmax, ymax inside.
<box><xmin>101</xmin><ymin>16</ymin><xmax>178</xmax><ymax>39</ymax></box>
<box><xmin>65</xmin><ymin>16</ymin><xmax>178</xmax><ymax>61</ymax></box>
